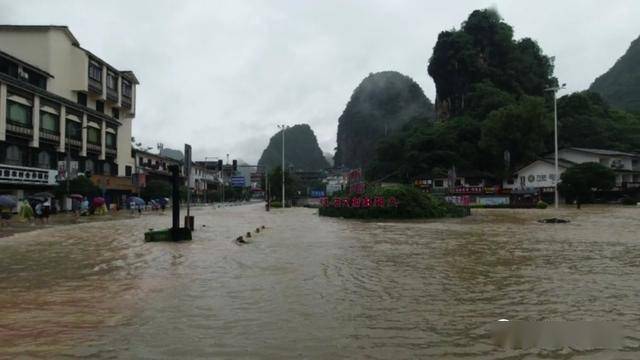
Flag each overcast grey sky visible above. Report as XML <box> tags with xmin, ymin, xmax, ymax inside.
<box><xmin>1</xmin><ymin>0</ymin><xmax>639</xmax><ymax>163</ymax></box>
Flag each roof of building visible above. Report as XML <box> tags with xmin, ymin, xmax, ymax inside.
<box><xmin>0</xmin><ymin>25</ymin><xmax>80</xmax><ymax>45</ymax></box>
<box><xmin>0</xmin><ymin>49</ymin><xmax>54</xmax><ymax>78</ymax></box>
<box><xmin>513</xmin><ymin>158</ymin><xmax>573</xmax><ymax>174</ymax></box>
<box><xmin>0</xmin><ymin>24</ymin><xmax>139</xmax><ymax>84</ymax></box>
<box><xmin>563</xmin><ymin>147</ymin><xmax>639</xmax><ymax>157</ymax></box>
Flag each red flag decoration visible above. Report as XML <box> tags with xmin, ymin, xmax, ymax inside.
<box><xmin>351</xmin><ymin>197</ymin><xmax>361</xmax><ymax>208</ymax></box>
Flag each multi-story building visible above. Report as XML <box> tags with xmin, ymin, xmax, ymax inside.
<box><xmin>0</xmin><ymin>25</ymin><xmax>138</xmax><ymax>200</ymax></box>
<box><xmin>189</xmin><ymin>163</ymin><xmax>218</xmax><ymax>202</ymax></box>
<box><xmin>132</xmin><ymin>149</ymin><xmax>183</xmax><ymax>192</ymax></box>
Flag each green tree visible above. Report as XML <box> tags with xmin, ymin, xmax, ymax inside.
<box><xmin>54</xmin><ymin>175</ymin><xmax>100</xmax><ymax>197</ymax></box>
<box><xmin>559</xmin><ymin>163</ymin><xmax>616</xmax><ymax>208</ymax></box>
<box><xmin>141</xmin><ymin>180</ymin><xmax>171</xmax><ymax>201</ymax></box>
<box><xmin>267</xmin><ymin>166</ymin><xmax>297</xmax><ymax>201</ymax></box>
<box><xmin>428</xmin><ymin>8</ymin><xmax>556</xmax><ymax>118</ymax></box>
<box><xmin>480</xmin><ymin>96</ymin><xmax>551</xmax><ymax>178</ymax></box>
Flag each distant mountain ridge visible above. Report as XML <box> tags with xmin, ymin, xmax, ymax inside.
<box><xmin>257</xmin><ymin>124</ymin><xmax>329</xmax><ymax>171</ymax></box>
<box><xmin>334</xmin><ymin>71</ymin><xmax>434</xmax><ymax>169</ymax></box>
<box><xmin>589</xmin><ymin>35</ymin><xmax>640</xmax><ymax>112</ymax></box>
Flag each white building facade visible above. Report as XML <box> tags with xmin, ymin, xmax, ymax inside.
<box><xmin>503</xmin><ymin>147</ymin><xmax>640</xmax><ymax>192</ymax></box>
<box><xmin>0</xmin><ymin>25</ymin><xmax>138</xmax><ymax>199</ymax></box>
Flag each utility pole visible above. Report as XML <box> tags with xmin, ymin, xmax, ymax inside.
<box><xmin>545</xmin><ymin>83</ymin><xmax>566</xmax><ymax>209</ymax></box>
<box><xmin>277</xmin><ymin>125</ymin><xmax>288</xmax><ymax>207</ymax></box>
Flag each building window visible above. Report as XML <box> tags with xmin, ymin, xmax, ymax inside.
<box><xmin>37</xmin><ymin>151</ymin><xmax>51</xmax><ymax>169</ymax></box>
<box><xmin>40</xmin><ymin>111</ymin><xmax>59</xmax><ymax>134</ymax></box>
<box><xmin>5</xmin><ymin>145</ymin><xmax>23</xmax><ymax>166</ymax></box>
<box><xmin>66</xmin><ymin>121</ymin><xmax>82</xmax><ymax>140</ymax></box>
<box><xmin>85</xmin><ymin>159</ymin><xmax>95</xmax><ymax>174</ymax></box>
<box><xmin>125</xmin><ymin>165</ymin><xmax>132</xmax><ymax>177</ymax></box>
<box><xmin>139</xmin><ymin>157</ymin><xmax>144</xmax><ymax>166</ymax></box>
<box><xmin>7</xmin><ymin>100</ymin><xmax>32</xmax><ymax>127</ymax></box>
<box><xmin>77</xmin><ymin>93</ymin><xmax>87</xmax><ymax>106</ymax></box>
<box><xmin>122</xmin><ymin>79</ymin><xmax>132</xmax><ymax>98</ymax></box>
<box><xmin>88</xmin><ymin>61</ymin><xmax>102</xmax><ymax>82</ymax></box>
<box><xmin>107</xmin><ymin>71</ymin><xmax>117</xmax><ymax>90</ymax></box>
<box><xmin>96</xmin><ymin>100</ymin><xmax>104</xmax><ymax>113</ymax></box>
<box><xmin>0</xmin><ymin>56</ymin><xmax>19</xmax><ymax>77</ymax></box>
<box><xmin>434</xmin><ymin>179</ymin><xmax>443</xmax><ymax>187</ymax></box>
<box><xmin>106</xmin><ymin>133</ymin><xmax>117</xmax><ymax>148</ymax></box>
<box><xmin>103</xmin><ymin>162</ymin><xmax>111</xmax><ymax>175</ymax></box>
<box><xmin>23</xmin><ymin>68</ymin><xmax>47</xmax><ymax>89</ymax></box>
<box><xmin>112</xmin><ymin>108</ymin><xmax>119</xmax><ymax>119</ymax></box>
<box><xmin>87</xmin><ymin>127</ymin><xmax>100</xmax><ymax>145</ymax></box>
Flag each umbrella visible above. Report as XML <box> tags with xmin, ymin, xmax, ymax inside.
<box><xmin>156</xmin><ymin>198</ymin><xmax>168</xmax><ymax>205</ymax></box>
<box><xmin>0</xmin><ymin>195</ymin><xmax>17</xmax><ymax>208</ymax></box>
<box><xmin>92</xmin><ymin>197</ymin><xmax>105</xmax><ymax>207</ymax></box>
<box><xmin>28</xmin><ymin>195</ymin><xmax>47</xmax><ymax>202</ymax></box>
<box><xmin>70</xmin><ymin>194</ymin><xmax>84</xmax><ymax>200</ymax></box>
<box><xmin>128</xmin><ymin>197</ymin><xmax>145</xmax><ymax>206</ymax></box>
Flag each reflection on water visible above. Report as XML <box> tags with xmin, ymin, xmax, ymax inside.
<box><xmin>1</xmin><ymin>204</ymin><xmax>640</xmax><ymax>358</ymax></box>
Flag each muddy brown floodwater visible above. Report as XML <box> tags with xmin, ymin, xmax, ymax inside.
<box><xmin>1</xmin><ymin>203</ymin><xmax>640</xmax><ymax>358</ymax></box>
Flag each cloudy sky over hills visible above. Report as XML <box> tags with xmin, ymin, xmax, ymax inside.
<box><xmin>2</xmin><ymin>0</ymin><xmax>639</xmax><ymax>162</ymax></box>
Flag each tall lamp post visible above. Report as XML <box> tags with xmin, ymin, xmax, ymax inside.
<box><xmin>545</xmin><ymin>83</ymin><xmax>566</xmax><ymax>209</ymax></box>
<box><xmin>277</xmin><ymin>124</ymin><xmax>288</xmax><ymax>207</ymax></box>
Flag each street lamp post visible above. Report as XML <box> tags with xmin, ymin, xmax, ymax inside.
<box><xmin>545</xmin><ymin>83</ymin><xmax>566</xmax><ymax>209</ymax></box>
<box><xmin>277</xmin><ymin>124</ymin><xmax>288</xmax><ymax>207</ymax></box>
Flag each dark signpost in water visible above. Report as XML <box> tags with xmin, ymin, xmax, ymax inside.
<box><xmin>144</xmin><ymin>164</ymin><xmax>192</xmax><ymax>242</ymax></box>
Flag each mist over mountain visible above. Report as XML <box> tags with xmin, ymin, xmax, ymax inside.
<box><xmin>589</xmin><ymin>35</ymin><xmax>640</xmax><ymax>113</ymax></box>
<box><xmin>334</xmin><ymin>71</ymin><xmax>434</xmax><ymax>169</ymax></box>
<box><xmin>257</xmin><ymin>124</ymin><xmax>329</xmax><ymax>171</ymax></box>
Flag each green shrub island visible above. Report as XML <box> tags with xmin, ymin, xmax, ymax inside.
<box><xmin>318</xmin><ymin>185</ymin><xmax>468</xmax><ymax>219</ymax></box>
<box><xmin>536</xmin><ymin>200</ymin><xmax>549</xmax><ymax>209</ymax></box>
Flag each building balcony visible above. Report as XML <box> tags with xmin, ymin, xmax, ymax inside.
<box><xmin>106</xmin><ymin>87</ymin><xmax>118</xmax><ymax>102</ymax></box>
<box><xmin>121</xmin><ymin>95</ymin><xmax>131</xmax><ymax>109</ymax></box>
<box><xmin>106</xmin><ymin>147</ymin><xmax>117</xmax><ymax>156</ymax></box>
<box><xmin>87</xmin><ymin>142</ymin><xmax>101</xmax><ymax>153</ymax></box>
<box><xmin>39</xmin><ymin>128</ymin><xmax>60</xmax><ymax>142</ymax></box>
<box><xmin>66</xmin><ymin>137</ymin><xmax>82</xmax><ymax>148</ymax></box>
<box><xmin>6</xmin><ymin>122</ymin><xmax>33</xmax><ymax>137</ymax></box>
<box><xmin>88</xmin><ymin>78</ymin><xmax>102</xmax><ymax>95</ymax></box>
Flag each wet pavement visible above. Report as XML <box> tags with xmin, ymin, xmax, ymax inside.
<box><xmin>1</xmin><ymin>203</ymin><xmax>639</xmax><ymax>358</ymax></box>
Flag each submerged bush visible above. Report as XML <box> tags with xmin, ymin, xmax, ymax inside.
<box><xmin>536</xmin><ymin>200</ymin><xmax>549</xmax><ymax>209</ymax></box>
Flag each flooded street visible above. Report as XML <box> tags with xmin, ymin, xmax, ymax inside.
<box><xmin>1</xmin><ymin>203</ymin><xmax>640</xmax><ymax>358</ymax></box>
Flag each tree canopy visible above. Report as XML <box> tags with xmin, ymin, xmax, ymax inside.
<box><xmin>559</xmin><ymin>162</ymin><xmax>616</xmax><ymax>207</ymax></box>
<box><xmin>428</xmin><ymin>8</ymin><xmax>556</xmax><ymax>119</ymax></box>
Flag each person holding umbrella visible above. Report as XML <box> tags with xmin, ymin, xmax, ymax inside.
<box><xmin>70</xmin><ymin>194</ymin><xmax>83</xmax><ymax>217</ymax></box>
<box><xmin>0</xmin><ymin>195</ymin><xmax>17</xmax><ymax>227</ymax></box>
